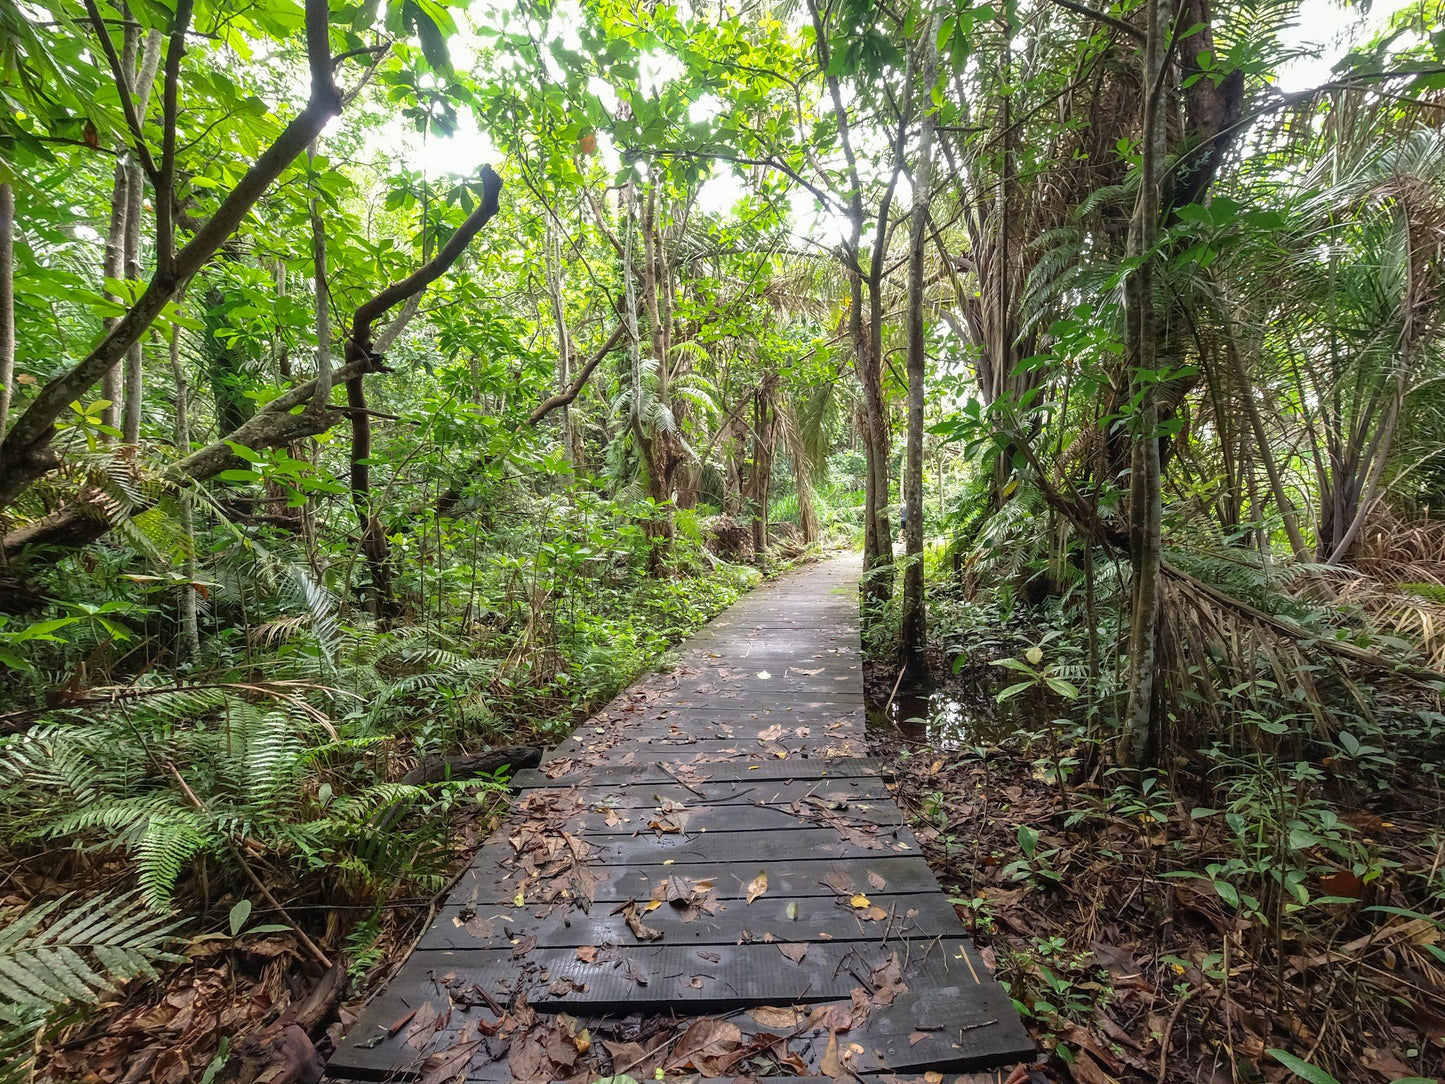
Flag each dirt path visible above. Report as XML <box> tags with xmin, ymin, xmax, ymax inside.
<box><xmin>325</xmin><ymin>555</ymin><xmax>1032</xmax><ymax>1082</ymax></box>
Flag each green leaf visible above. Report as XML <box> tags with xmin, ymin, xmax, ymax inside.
<box><xmin>228</xmin><ymin>899</ymin><xmax>252</xmax><ymax>937</ymax></box>
<box><xmin>1267</xmin><ymin>1050</ymin><xmax>1341</xmax><ymax>1084</ymax></box>
<box><xmin>1018</xmin><ymin>824</ymin><xmax>1039</xmax><ymax>859</ymax></box>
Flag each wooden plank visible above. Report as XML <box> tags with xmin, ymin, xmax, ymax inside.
<box><xmin>325</xmin><ymin>958</ymin><xmax>1032</xmax><ymax>1083</ymax></box>
<box><xmin>513</xmin><ymin>756</ymin><xmax>891</xmax><ymax>789</ymax></box>
<box><xmin>564</xmin><ymin>794</ymin><xmax>902</xmax><ymax>834</ymax></box>
<box><xmin>454</xmin><ymin>854</ymin><xmax>942</xmax><ymax>904</ymax></box>
<box><xmin>470</xmin><ymin>824</ymin><xmax>919</xmax><ymax>873</ymax></box>
<box><xmin>515</xmin><ymin>776</ymin><xmax>895</xmax><ymax>811</ymax></box>
<box><xmin>569</xmin><ymin>735</ymin><xmax>867</xmax><ymax>755</ymax></box>
<box><xmin>419</xmin><ymin>891</ymin><xmax>966</xmax><ymax>951</ymax></box>
<box><xmin>392</xmin><ymin>937</ymin><xmax>993</xmax><ymax>1014</ymax></box>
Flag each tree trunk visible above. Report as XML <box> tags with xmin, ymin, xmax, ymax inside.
<box><xmin>1119</xmin><ymin>0</ymin><xmax>1170</xmax><ymax>769</ymax></box>
<box><xmin>168</xmin><ymin>315</ymin><xmax>200</xmax><ymax>661</ymax></box>
<box><xmin>902</xmin><ymin>11</ymin><xmax>942</xmax><ymax>682</ymax></box>
<box><xmin>0</xmin><ymin>183</ymin><xmax>14</xmax><ymax>435</ymax></box>
<box><xmin>100</xmin><ymin>161</ymin><xmax>129</xmax><ymax>436</ymax></box>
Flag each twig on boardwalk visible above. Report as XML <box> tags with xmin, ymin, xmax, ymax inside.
<box><xmin>652</xmin><ymin>760</ymin><xmax>706</xmax><ymax>798</ymax></box>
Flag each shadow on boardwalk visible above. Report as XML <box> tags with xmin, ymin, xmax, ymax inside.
<box><xmin>326</xmin><ymin>555</ymin><xmax>1032</xmax><ymax>1082</ymax></box>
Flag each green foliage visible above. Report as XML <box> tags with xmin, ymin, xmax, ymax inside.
<box><xmin>0</xmin><ymin>892</ymin><xmax>183</xmax><ymax>1082</ymax></box>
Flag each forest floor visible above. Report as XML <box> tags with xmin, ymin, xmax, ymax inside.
<box><xmin>863</xmin><ymin>662</ymin><xmax>1445</xmax><ymax>1084</ymax></box>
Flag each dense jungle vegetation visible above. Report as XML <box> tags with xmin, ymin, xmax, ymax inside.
<box><xmin>1</xmin><ymin>0</ymin><xmax>1445</xmax><ymax>1080</ymax></box>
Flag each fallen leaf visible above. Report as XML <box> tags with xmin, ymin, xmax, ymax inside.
<box><xmin>668</xmin><ymin>1019</ymin><xmax>744</xmax><ymax>1076</ymax></box>
<box><xmin>869</xmin><ymin>952</ymin><xmax>908</xmax><ymax>1006</ymax></box>
<box><xmin>779</xmin><ymin>943</ymin><xmax>808</xmax><ymax>963</ymax></box>
<box><xmin>850</xmin><ymin>893</ymin><xmax>871</xmax><ymax>909</ymax></box>
<box><xmin>746</xmin><ymin>870</ymin><xmax>768</xmax><ymax>904</ymax></box>
<box><xmin>511</xmin><ymin>935</ymin><xmax>537</xmax><ymax>959</ymax></box>
<box><xmin>575</xmin><ymin>946</ymin><xmax>598</xmax><ymax>963</ymax></box>
<box><xmin>925</xmin><ymin>1073</ymin><xmax>944</xmax><ymax>1084</ymax></box>
<box><xmin>750</xmin><ymin>1006</ymin><xmax>802</xmax><ymax>1029</ymax></box>
<box><xmin>756</xmin><ymin>670</ymin><xmax>771</xmax><ymax>679</ymax></box>
<box><xmin>868</xmin><ymin>872</ymin><xmax>887</xmax><ymax>891</ymax></box>
<box><xmin>613</xmin><ymin>900</ymin><xmax>663</xmax><ymax>942</ymax></box>
<box><xmin>418</xmin><ymin>1041</ymin><xmax>479</xmax><ymax>1084</ymax></box>
<box><xmin>819</xmin><ymin>1031</ymin><xmax>843</xmax><ymax>1077</ymax></box>
<box><xmin>824</xmin><ymin>871</ymin><xmax>856</xmax><ymax>894</ymax></box>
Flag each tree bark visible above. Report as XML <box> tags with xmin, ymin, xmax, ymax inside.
<box><xmin>1119</xmin><ymin>0</ymin><xmax>1170</xmax><ymax>768</ymax></box>
<box><xmin>0</xmin><ymin>183</ymin><xmax>14</xmax><ymax>436</ymax></box>
<box><xmin>342</xmin><ymin>165</ymin><xmax>504</xmax><ymax>613</ymax></box>
<box><xmin>121</xmin><ymin>30</ymin><xmax>163</xmax><ymax>445</ymax></box>
<box><xmin>902</xmin><ymin>12</ymin><xmax>942</xmax><ymax>682</ymax></box>
<box><xmin>0</xmin><ymin>0</ymin><xmax>342</xmax><ymax>513</ymax></box>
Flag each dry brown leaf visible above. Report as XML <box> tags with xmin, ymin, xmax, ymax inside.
<box><xmin>750</xmin><ymin>1006</ymin><xmax>802</xmax><ymax>1029</ymax></box>
<box><xmin>778</xmin><ymin>943</ymin><xmax>808</xmax><ymax>963</ymax></box>
<box><xmin>575</xmin><ymin>945</ymin><xmax>598</xmax><ymax>963</ymax></box>
<box><xmin>614</xmin><ymin>900</ymin><xmax>663</xmax><ymax>942</ymax></box>
<box><xmin>668</xmin><ymin>1019</ymin><xmax>744</xmax><ymax>1076</ymax></box>
<box><xmin>819</xmin><ymin>1030</ymin><xmax>843</xmax><ymax>1078</ymax></box>
<box><xmin>746</xmin><ymin>870</ymin><xmax>768</xmax><ymax>904</ymax></box>
<box><xmin>868</xmin><ymin>871</ymin><xmax>887</xmax><ymax>891</ymax></box>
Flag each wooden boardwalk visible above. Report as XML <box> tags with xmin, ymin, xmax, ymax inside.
<box><xmin>326</xmin><ymin>556</ymin><xmax>1033</xmax><ymax>1082</ymax></box>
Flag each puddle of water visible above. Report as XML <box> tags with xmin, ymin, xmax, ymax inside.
<box><xmin>866</xmin><ymin>683</ymin><xmax>1023</xmax><ymax>749</ymax></box>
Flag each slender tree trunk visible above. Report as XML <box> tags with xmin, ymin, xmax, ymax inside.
<box><xmin>101</xmin><ymin>162</ymin><xmax>130</xmax><ymax>436</ymax></box>
<box><xmin>308</xmin><ymin>146</ymin><xmax>333</xmax><ymax>411</ymax></box>
<box><xmin>1119</xmin><ymin>0</ymin><xmax>1170</xmax><ymax>768</ymax></box>
<box><xmin>168</xmin><ymin>314</ymin><xmax>200</xmax><ymax>661</ymax></box>
<box><xmin>1220</xmin><ymin>305</ymin><xmax>1309</xmax><ymax>560</ymax></box>
<box><xmin>751</xmin><ymin>389</ymin><xmax>767</xmax><ymax>565</ymax></box>
<box><xmin>546</xmin><ymin>226</ymin><xmax>573</xmax><ymax>463</ymax></box>
<box><xmin>119</xmin><ymin>29</ymin><xmax>161</xmax><ymax>443</ymax></box>
<box><xmin>902</xmin><ymin>11</ymin><xmax>942</xmax><ymax>681</ymax></box>
<box><xmin>0</xmin><ymin>183</ymin><xmax>14</xmax><ymax>436</ymax></box>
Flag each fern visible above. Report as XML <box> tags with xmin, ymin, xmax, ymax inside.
<box><xmin>0</xmin><ymin>891</ymin><xmax>182</xmax><ymax>1082</ymax></box>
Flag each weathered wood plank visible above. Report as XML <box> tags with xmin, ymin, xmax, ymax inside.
<box><xmin>326</xmin><ymin>942</ymin><xmax>1032</xmax><ymax>1081</ymax></box>
<box><xmin>513</xmin><ymin>755</ymin><xmax>891</xmax><ymax>789</ymax></box>
<box><xmin>564</xmin><ymin>794</ymin><xmax>902</xmax><ymax>833</ymax></box>
<box><xmin>466</xmin><ymin>825</ymin><xmax>917</xmax><ymax>874</ymax></box>
<box><xmin>453</xmin><ymin>854</ymin><xmax>942</xmax><ymax>904</ymax></box>
<box><xmin>515</xmin><ymin>776</ymin><xmax>896</xmax><ymax>812</ymax></box>
<box><xmin>419</xmin><ymin>891</ymin><xmax>965</xmax><ymax>951</ymax></box>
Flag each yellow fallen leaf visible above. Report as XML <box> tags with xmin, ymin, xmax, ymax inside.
<box><xmin>925</xmin><ymin>1073</ymin><xmax>943</xmax><ymax>1084</ymax></box>
<box><xmin>746</xmin><ymin>870</ymin><xmax>768</xmax><ymax>904</ymax></box>
<box><xmin>513</xmin><ymin>889</ymin><xmax>525</xmax><ymax>907</ymax></box>
<box><xmin>850</xmin><ymin>893</ymin><xmax>871</xmax><ymax>909</ymax></box>
<box><xmin>645</xmin><ymin>900</ymin><xmax>664</xmax><ymax>912</ymax></box>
